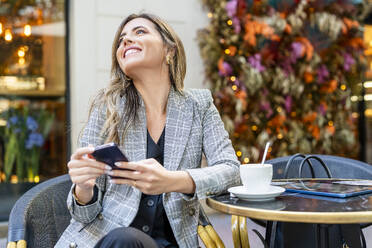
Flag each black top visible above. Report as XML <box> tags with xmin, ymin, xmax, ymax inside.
<box><xmin>130</xmin><ymin>128</ymin><xmax>178</xmax><ymax>248</ymax></box>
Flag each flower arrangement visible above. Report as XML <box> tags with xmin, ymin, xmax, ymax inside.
<box><xmin>198</xmin><ymin>0</ymin><xmax>366</xmax><ymax>162</ymax></box>
<box><xmin>0</xmin><ymin>106</ymin><xmax>54</xmax><ymax>182</ymax></box>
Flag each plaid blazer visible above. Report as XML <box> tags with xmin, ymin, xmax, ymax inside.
<box><xmin>55</xmin><ymin>88</ymin><xmax>240</xmax><ymax>248</ymax></box>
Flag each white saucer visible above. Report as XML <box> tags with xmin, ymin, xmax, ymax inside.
<box><xmin>228</xmin><ymin>185</ymin><xmax>285</xmax><ymax>201</ymax></box>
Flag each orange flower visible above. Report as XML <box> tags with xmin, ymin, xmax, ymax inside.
<box><xmin>303</xmin><ymin>112</ymin><xmax>317</xmax><ymax>123</ymax></box>
<box><xmin>304</xmin><ymin>71</ymin><xmax>314</xmax><ymax>83</ymax></box>
<box><xmin>320</xmin><ymin>79</ymin><xmax>338</xmax><ymax>93</ymax></box>
<box><xmin>326</xmin><ymin>125</ymin><xmax>335</xmax><ymax>135</ymax></box>
<box><xmin>309</xmin><ymin>125</ymin><xmax>320</xmax><ymax>140</ymax></box>
<box><xmin>244</xmin><ymin>20</ymin><xmax>257</xmax><ymax>46</ymax></box>
<box><xmin>236</xmin><ymin>122</ymin><xmax>249</xmax><ymax>133</ymax></box>
<box><xmin>268</xmin><ymin>114</ymin><xmax>286</xmax><ymax>128</ymax></box>
<box><xmin>343</xmin><ymin>18</ymin><xmax>359</xmax><ymax>30</ymax></box>
<box><xmin>295</xmin><ymin>37</ymin><xmax>314</xmax><ymax>61</ymax></box>
<box><xmin>284</xmin><ymin>23</ymin><xmax>292</xmax><ymax>34</ymax></box>
<box><xmin>271</xmin><ymin>34</ymin><xmax>281</xmax><ymax>42</ymax></box>
<box><xmin>266</xmin><ymin>128</ymin><xmax>272</xmax><ymax>134</ymax></box>
<box><xmin>228</xmin><ymin>46</ymin><xmax>237</xmax><ymax>56</ymax></box>
<box><xmin>244</xmin><ymin>14</ymin><xmax>275</xmax><ymax>46</ymax></box>
<box><xmin>279</xmin><ymin>12</ymin><xmax>287</xmax><ymax>18</ymax></box>
<box><xmin>348</xmin><ymin>38</ymin><xmax>364</xmax><ymax>49</ymax></box>
<box><xmin>235</xmin><ymin>90</ymin><xmax>247</xmax><ymax>110</ymax></box>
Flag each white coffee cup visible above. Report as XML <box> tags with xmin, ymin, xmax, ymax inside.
<box><xmin>240</xmin><ymin>163</ymin><xmax>273</xmax><ymax>193</ymax></box>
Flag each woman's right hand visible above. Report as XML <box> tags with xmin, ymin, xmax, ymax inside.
<box><xmin>68</xmin><ymin>146</ymin><xmax>111</xmax><ymax>203</ymax></box>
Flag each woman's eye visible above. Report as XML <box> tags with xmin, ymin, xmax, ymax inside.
<box><xmin>136</xmin><ymin>29</ymin><xmax>145</xmax><ymax>35</ymax></box>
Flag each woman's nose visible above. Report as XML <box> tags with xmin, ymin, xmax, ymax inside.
<box><xmin>123</xmin><ymin>37</ymin><xmax>133</xmax><ymax>47</ymax></box>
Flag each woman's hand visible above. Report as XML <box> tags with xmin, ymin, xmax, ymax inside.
<box><xmin>108</xmin><ymin>158</ymin><xmax>195</xmax><ymax>195</ymax></box>
<box><xmin>68</xmin><ymin>146</ymin><xmax>111</xmax><ymax>203</ymax></box>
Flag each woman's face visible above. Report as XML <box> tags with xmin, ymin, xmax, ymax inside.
<box><xmin>116</xmin><ymin>18</ymin><xmax>167</xmax><ymax>77</ymax></box>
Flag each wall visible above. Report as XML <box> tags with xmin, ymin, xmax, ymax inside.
<box><xmin>69</xmin><ymin>0</ymin><xmax>209</xmax><ymax>152</ymax></box>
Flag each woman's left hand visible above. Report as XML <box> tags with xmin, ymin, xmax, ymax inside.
<box><xmin>106</xmin><ymin>158</ymin><xmax>172</xmax><ymax>195</ymax></box>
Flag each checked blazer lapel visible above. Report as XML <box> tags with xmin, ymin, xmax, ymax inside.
<box><xmin>119</xmin><ymin>97</ymin><xmax>147</xmax><ymax>164</ymax></box>
<box><xmin>163</xmin><ymin>87</ymin><xmax>193</xmax><ymax>171</ymax></box>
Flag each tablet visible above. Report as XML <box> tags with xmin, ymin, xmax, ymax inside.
<box><xmin>282</xmin><ymin>180</ymin><xmax>372</xmax><ymax>198</ymax></box>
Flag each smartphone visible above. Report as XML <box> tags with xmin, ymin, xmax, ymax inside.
<box><xmin>91</xmin><ymin>143</ymin><xmax>128</xmax><ymax>169</ymax></box>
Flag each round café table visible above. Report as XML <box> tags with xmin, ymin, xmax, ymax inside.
<box><xmin>206</xmin><ymin>179</ymin><xmax>372</xmax><ymax>248</ymax></box>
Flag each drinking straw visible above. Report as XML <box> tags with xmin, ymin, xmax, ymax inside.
<box><xmin>261</xmin><ymin>142</ymin><xmax>270</xmax><ymax>165</ymax></box>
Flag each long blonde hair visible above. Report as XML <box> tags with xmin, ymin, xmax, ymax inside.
<box><xmin>86</xmin><ymin>13</ymin><xmax>186</xmax><ymax>144</ymax></box>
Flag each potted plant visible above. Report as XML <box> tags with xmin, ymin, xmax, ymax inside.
<box><xmin>0</xmin><ymin>106</ymin><xmax>54</xmax><ymax>182</ymax></box>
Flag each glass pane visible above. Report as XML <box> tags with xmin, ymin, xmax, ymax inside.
<box><xmin>0</xmin><ymin>0</ymin><xmax>67</xmax><ymax>182</ymax></box>
<box><xmin>364</xmin><ymin>25</ymin><xmax>372</xmax><ymax>164</ymax></box>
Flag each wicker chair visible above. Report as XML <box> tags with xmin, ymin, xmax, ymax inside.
<box><xmin>7</xmin><ymin>174</ymin><xmax>224</xmax><ymax>248</ymax></box>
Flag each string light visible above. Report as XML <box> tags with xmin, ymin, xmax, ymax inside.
<box><xmin>227</xmin><ymin>20</ymin><xmax>233</xmax><ymax>25</ymax></box>
<box><xmin>277</xmin><ymin>107</ymin><xmax>282</xmax><ymax>113</ymax></box>
<box><xmin>18</xmin><ymin>47</ymin><xmax>25</xmax><ymax>57</ymax></box>
<box><xmin>328</xmin><ymin>121</ymin><xmax>334</xmax><ymax>126</ymax></box>
<box><xmin>224</xmin><ymin>49</ymin><xmax>231</xmax><ymax>55</ymax></box>
<box><xmin>251</xmin><ymin>125</ymin><xmax>258</xmax><ymax>131</ymax></box>
<box><xmin>236</xmin><ymin>151</ymin><xmax>242</xmax><ymax>157</ymax></box>
<box><xmin>18</xmin><ymin>58</ymin><xmax>25</xmax><ymax>65</ymax></box>
<box><xmin>207</xmin><ymin>12</ymin><xmax>213</xmax><ymax>18</ymax></box>
<box><xmin>24</xmin><ymin>24</ymin><xmax>32</xmax><ymax>36</ymax></box>
<box><xmin>232</xmin><ymin>85</ymin><xmax>237</xmax><ymax>91</ymax></box>
<box><xmin>0</xmin><ymin>22</ymin><xmax>2</xmax><ymax>35</ymax></box>
<box><xmin>34</xmin><ymin>176</ymin><xmax>40</xmax><ymax>183</ymax></box>
<box><xmin>340</xmin><ymin>84</ymin><xmax>346</xmax><ymax>91</ymax></box>
<box><xmin>4</xmin><ymin>29</ymin><xmax>12</xmax><ymax>42</ymax></box>
<box><xmin>243</xmin><ymin>157</ymin><xmax>250</xmax><ymax>163</ymax></box>
<box><xmin>230</xmin><ymin>76</ymin><xmax>236</xmax><ymax>82</ymax></box>
<box><xmin>277</xmin><ymin>133</ymin><xmax>283</xmax><ymax>139</ymax></box>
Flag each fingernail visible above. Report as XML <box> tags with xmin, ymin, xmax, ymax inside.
<box><xmin>114</xmin><ymin>162</ymin><xmax>121</xmax><ymax>167</ymax></box>
<box><xmin>109</xmin><ymin>179</ymin><xmax>115</xmax><ymax>184</ymax></box>
<box><xmin>105</xmin><ymin>165</ymin><xmax>112</xmax><ymax>170</ymax></box>
<box><xmin>105</xmin><ymin>170</ymin><xmax>113</xmax><ymax>175</ymax></box>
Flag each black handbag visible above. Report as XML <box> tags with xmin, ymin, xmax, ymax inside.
<box><xmin>254</xmin><ymin>154</ymin><xmax>365</xmax><ymax>248</ymax></box>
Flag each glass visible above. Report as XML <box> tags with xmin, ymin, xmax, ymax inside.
<box><xmin>0</xmin><ymin>0</ymin><xmax>67</xmax><ymax>182</ymax></box>
<box><xmin>363</xmin><ymin>25</ymin><xmax>372</xmax><ymax>164</ymax></box>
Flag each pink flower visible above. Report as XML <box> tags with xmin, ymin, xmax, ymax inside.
<box><xmin>317</xmin><ymin>65</ymin><xmax>329</xmax><ymax>84</ymax></box>
<box><xmin>219</xmin><ymin>61</ymin><xmax>233</xmax><ymax>76</ymax></box>
<box><xmin>248</xmin><ymin>54</ymin><xmax>266</xmax><ymax>72</ymax></box>
<box><xmin>225</xmin><ymin>0</ymin><xmax>238</xmax><ymax>18</ymax></box>
<box><xmin>343</xmin><ymin>53</ymin><xmax>355</xmax><ymax>71</ymax></box>
<box><xmin>284</xmin><ymin>95</ymin><xmax>292</xmax><ymax>113</ymax></box>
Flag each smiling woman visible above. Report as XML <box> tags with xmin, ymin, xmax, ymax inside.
<box><xmin>55</xmin><ymin>13</ymin><xmax>240</xmax><ymax>248</ymax></box>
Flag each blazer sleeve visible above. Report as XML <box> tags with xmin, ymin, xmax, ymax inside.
<box><xmin>185</xmin><ymin>89</ymin><xmax>241</xmax><ymax>201</ymax></box>
<box><xmin>67</xmin><ymin>103</ymin><xmax>108</xmax><ymax>224</ymax></box>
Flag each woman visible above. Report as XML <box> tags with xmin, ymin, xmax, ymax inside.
<box><xmin>56</xmin><ymin>13</ymin><xmax>240</xmax><ymax>248</ymax></box>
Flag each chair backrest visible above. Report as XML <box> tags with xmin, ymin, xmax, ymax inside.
<box><xmin>267</xmin><ymin>154</ymin><xmax>372</xmax><ymax>179</ymax></box>
<box><xmin>8</xmin><ymin>174</ymin><xmax>224</xmax><ymax>248</ymax></box>
<box><xmin>8</xmin><ymin>174</ymin><xmax>72</xmax><ymax>247</ymax></box>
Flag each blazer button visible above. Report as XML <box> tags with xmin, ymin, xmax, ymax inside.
<box><xmin>69</xmin><ymin>242</ymin><xmax>77</xmax><ymax>248</ymax></box>
<box><xmin>142</xmin><ymin>225</ymin><xmax>150</xmax><ymax>232</ymax></box>
<box><xmin>147</xmin><ymin>199</ymin><xmax>155</xmax><ymax>207</ymax></box>
<box><xmin>189</xmin><ymin>208</ymin><xmax>195</xmax><ymax>216</ymax></box>
<box><xmin>97</xmin><ymin>213</ymin><xmax>103</xmax><ymax>220</ymax></box>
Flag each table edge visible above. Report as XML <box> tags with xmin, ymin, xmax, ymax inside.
<box><xmin>206</xmin><ymin>197</ymin><xmax>372</xmax><ymax>224</ymax></box>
